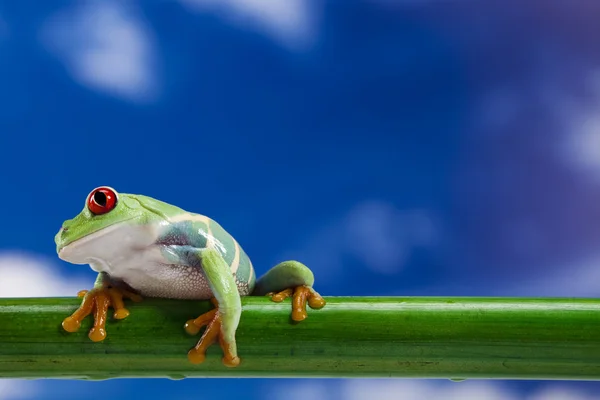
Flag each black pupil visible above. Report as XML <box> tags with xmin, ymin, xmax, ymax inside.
<box><xmin>94</xmin><ymin>191</ymin><xmax>107</xmax><ymax>207</ymax></box>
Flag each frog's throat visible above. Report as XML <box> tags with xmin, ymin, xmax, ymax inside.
<box><xmin>57</xmin><ymin>218</ymin><xmax>139</xmax><ymax>261</ymax></box>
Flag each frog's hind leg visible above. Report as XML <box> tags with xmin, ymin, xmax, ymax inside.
<box><xmin>185</xmin><ymin>298</ymin><xmax>241</xmax><ymax>367</ymax></box>
<box><xmin>252</xmin><ymin>261</ymin><xmax>326</xmax><ymax>321</ymax></box>
<box><xmin>184</xmin><ymin>248</ymin><xmax>242</xmax><ymax>367</ymax></box>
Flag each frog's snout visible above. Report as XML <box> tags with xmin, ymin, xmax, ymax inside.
<box><xmin>55</xmin><ymin>224</ymin><xmax>71</xmax><ymax>251</ymax></box>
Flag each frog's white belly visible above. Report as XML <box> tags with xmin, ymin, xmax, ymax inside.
<box><xmin>121</xmin><ymin>262</ymin><xmax>214</xmax><ymax>300</ymax></box>
<box><xmin>92</xmin><ymin>246</ymin><xmax>215</xmax><ymax>300</ymax></box>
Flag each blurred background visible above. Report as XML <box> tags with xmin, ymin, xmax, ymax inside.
<box><xmin>1</xmin><ymin>0</ymin><xmax>600</xmax><ymax>398</ymax></box>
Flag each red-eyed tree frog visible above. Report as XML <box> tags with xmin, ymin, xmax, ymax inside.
<box><xmin>54</xmin><ymin>186</ymin><xmax>326</xmax><ymax>367</ymax></box>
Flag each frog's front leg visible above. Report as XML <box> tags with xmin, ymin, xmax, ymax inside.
<box><xmin>253</xmin><ymin>261</ymin><xmax>326</xmax><ymax>322</ymax></box>
<box><xmin>62</xmin><ymin>272</ymin><xmax>143</xmax><ymax>341</ymax></box>
<box><xmin>181</xmin><ymin>247</ymin><xmax>242</xmax><ymax>367</ymax></box>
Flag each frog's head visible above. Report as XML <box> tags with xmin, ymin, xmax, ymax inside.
<box><xmin>55</xmin><ymin>186</ymin><xmax>159</xmax><ymax>264</ymax></box>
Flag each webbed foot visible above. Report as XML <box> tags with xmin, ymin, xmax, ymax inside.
<box><xmin>268</xmin><ymin>285</ymin><xmax>326</xmax><ymax>322</ymax></box>
<box><xmin>184</xmin><ymin>298</ymin><xmax>240</xmax><ymax>367</ymax></box>
<box><xmin>62</xmin><ymin>285</ymin><xmax>142</xmax><ymax>341</ymax></box>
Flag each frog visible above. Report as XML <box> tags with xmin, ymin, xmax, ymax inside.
<box><xmin>54</xmin><ymin>186</ymin><xmax>326</xmax><ymax>367</ymax></box>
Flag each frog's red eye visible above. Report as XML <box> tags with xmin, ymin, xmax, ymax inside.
<box><xmin>87</xmin><ymin>187</ymin><xmax>117</xmax><ymax>215</ymax></box>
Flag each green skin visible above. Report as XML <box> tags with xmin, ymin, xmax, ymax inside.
<box><xmin>54</xmin><ymin>187</ymin><xmax>321</xmax><ymax>365</ymax></box>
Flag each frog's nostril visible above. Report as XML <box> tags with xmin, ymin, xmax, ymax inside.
<box><xmin>62</xmin><ymin>227</ymin><xmax>69</xmax><ymax>232</ymax></box>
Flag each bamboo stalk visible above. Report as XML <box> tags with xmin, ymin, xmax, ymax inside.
<box><xmin>1</xmin><ymin>296</ymin><xmax>600</xmax><ymax>380</ymax></box>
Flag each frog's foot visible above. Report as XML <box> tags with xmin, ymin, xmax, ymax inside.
<box><xmin>268</xmin><ymin>285</ymin><xmax>326</xmax><ymax>322</ymax></box>
<box><xmin>184</xmin><ymin>299</ymin><xmax>240</xmax><ymax>367</ymax></box>
<box><xmin>62</xmin><ymin>286</ymin><xmax>143</xmax><ymax>342</ymax></box>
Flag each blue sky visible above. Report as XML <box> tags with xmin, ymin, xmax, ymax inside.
<box><xmin>2</xmin><ymin>0</ymin><xmax>600</xmax><ymax>399</ymax></box>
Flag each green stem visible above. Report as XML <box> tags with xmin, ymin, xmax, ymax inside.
<box><xmin>1</xmin><ymin>296</ymin><xmax>600</xmax><ymax>380</ymax></box>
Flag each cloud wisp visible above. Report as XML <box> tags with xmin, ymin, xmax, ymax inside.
<box><xmin>39</xmin><ymin>0</ymin><xmax>159</xmax><ymax>103</ymax></box>
<box><xmin>265</xmin><ymin>379</ymin><xmax>598</xmax><ymax>400</ymax></box>
<box><xmin>179</xmin><ymin>0</ymin><xmax>319</xmax><ymax>51</ymax></box>
<box><xmin>0</xmin><ymin>251</ymin><xmax>90</xmax><ymax>298</ymax></box>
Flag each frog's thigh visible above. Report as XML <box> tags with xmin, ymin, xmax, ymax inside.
<box><xmin>253</xmin><ymin>260</ymin><xmax>315</xmax><ymax>295</ymax></box>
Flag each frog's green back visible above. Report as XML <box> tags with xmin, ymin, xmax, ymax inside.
<box><xmin>125</xmin><ymin>193</ymin><xmax>187</xmax><ymax>221</ymax></box>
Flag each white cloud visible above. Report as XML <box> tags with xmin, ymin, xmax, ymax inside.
<box><xmin>415</xmin><ymin>249</ymin><xmax>600</xmax><ymax>298</ymax></box>
<box><xmin>499</xmin><ymin>253</ymin><xmax>600</xmax><ymax>298</ymax></box>
<box><xmin>342</xmin><ymin>380</ymin><xmax>514</xmax><ymax>400</ymax></box>
<box><xmin>0</xmin><ymin>379</ymin><xmax>39</xmax><ymax>400</ymax></box>
<box><xmin>563</xmin><ymin>99</ymin><xmax>600</xmax><ymax>178</ymax></box>
<box><xmin>179</xmin><ymin>0</ymin><xmax>318</xmax><ymax>50</ymax></box>
<box><xmin>266</xmin><ymin>379</ymin><xmax>597</xmax><ymax>400</ymax></box>
<box><xmin>0</xmin><ymin>251</ymin><xmax>90</xmax><ymax>297</ymax></box>
<box><xmin>554</xmin><ymin>70</ymin><xmax>600</xmax><ymax>179</ymax></box>
<box><xmin>39</xmin><ymin>0</ymin><xmax>158</xmax><ymax>103</ymax></box>
<box><xmin>524</xmin><ymin>67</ymin><xmax>600</xmax><ymax>181</ymax></box>
<box><xmin>528</xmin><ymin>386</ymin><xmax>599</xmax><ymax>400</ymax></box>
